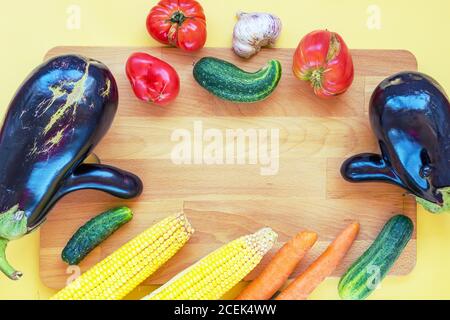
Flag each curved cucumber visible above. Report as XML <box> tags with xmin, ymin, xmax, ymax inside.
<box><xmin>193</xmin><ymin>57</ymin><xmax>282</xmax><ymax>103</ymax></box>
<box><xmin>62</xmin><ymin>207</ymin><xmax>133</xmax><ymax>265</ymax></box>
<box><xmin>338</xmin><ymin>215</ymin><xmax>413</xmax><ymax>300</ymax></box>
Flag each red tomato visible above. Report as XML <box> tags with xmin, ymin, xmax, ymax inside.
<box><xmin>147</xmin><ymin>0</ymin><xmax>207</xmax><ymax>52</ymax></box>
<box><xmin>126</xmin><ymin>52</ymin><xmax>180</xmax><ymax>106</ymax></box>
<box><xmin>293</xmin><ymin>30</ymin><xmax>354</xmax><ymax>98</ymax></box>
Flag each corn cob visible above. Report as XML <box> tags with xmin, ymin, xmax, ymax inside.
<box><xmin>51</xmin><ymin>212</ymin><xmax>194</xmax><ymax>300</ymax></box>
<box><xmin>143</xmin><ymin>228</ymin><xmax>277</xmax><ymax>300</ymax></box>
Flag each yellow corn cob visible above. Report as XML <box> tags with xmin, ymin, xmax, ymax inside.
<box><xmin>51</xmin><ymin>212</ymin><xmax>194</xmax><ymax>300</ymax></box>
<box><xmin>143</xmin><ymin>228</ymin><xmax>277</xmax><ymax>300</ymax></box>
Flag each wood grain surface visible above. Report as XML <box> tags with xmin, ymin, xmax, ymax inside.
<box><xmin>40</xmin><ymin>46</ymin><xmax>418</xmax><ymax>290</ymax></box>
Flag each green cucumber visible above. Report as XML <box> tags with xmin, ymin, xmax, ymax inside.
<box><xmin>62</xmin><ymin>207</ymin><xmax>133</xmax><ymax>265</ymax></box>
<box><xmin>193</xmin><ymin>57</ymin><xmax>282</xmax><ymax>103</ymax></box>
<box><xmin>338</xmin><ymin>215</ymin><xmax>414</xmax><ymax>300</ymax></box>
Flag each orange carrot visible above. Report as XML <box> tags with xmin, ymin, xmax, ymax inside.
<box><xmin>236</xmin><ymin>231</ymin><xmax>318</xmax><ymax>300</ymax></box>
<box><xmin>276</xmin><ymin>221</ymin><xmax>360</xmax><ymax>300</ymax></box>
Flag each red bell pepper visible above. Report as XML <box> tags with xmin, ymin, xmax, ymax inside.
<box><xmin>126</xmin><ymin>52</ymin><xmax>180</xmax><ymax>106</ymax></box>
<box><xmin>146</xmin><ymin>0</ymin><xmax>207</xmax><ymax>52</ymax></box>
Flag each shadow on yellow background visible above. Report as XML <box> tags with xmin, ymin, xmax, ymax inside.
<box><xmin>0</xmin><ymin>0</ymin><xmax>449</xmax><ymax>299</ymax></box>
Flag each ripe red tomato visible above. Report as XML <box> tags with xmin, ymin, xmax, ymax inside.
<box><xmin>293</xmin><ymin>30</ymin><xmax>354</xmax><ymax>98</ymax></box>
<box><xmin>147</xmin><ymin>0</ymin><xmax>207</xmax><ymax>52</ymax></box>
<box><xmin>126</xmin><ymin>52</ymin><xmax>180</xmax><ymax>106</ymax></box>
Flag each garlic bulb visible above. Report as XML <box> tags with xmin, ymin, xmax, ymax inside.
<box><xmin>232</xmin><ymin>11</ymin><xmax>282</xmax><ymax>59</ymax></box>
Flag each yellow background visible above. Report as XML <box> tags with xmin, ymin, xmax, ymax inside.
<box><xmin>0</xmin><ymin>0</ymin><xmax>449</xmax><ymax>299</ymax></box>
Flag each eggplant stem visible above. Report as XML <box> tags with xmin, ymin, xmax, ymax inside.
<box><xmin>416</xmin><ymin>187</ymin><xmax>450</xmax><ymax>214</ymax></box>
<box><xmin>0</xmin><ymin>238</ymin><xmax>22</xmax><ymax>280</ymax></box>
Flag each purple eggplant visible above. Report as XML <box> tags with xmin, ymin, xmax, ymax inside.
<box><xmin>0</xmin><ymin>55</ymin><xmax>143</xmax><ymax>280</ymax></box>
<box><xmin>341</xmin><ymin>71</ymin><xmax>450</xmax><ymax>214</ymax></box>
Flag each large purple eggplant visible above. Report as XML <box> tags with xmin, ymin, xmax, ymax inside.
<box><xmin>341</xmin><ymin>71</ymin><xmax>450</xmax><ymax>214</ymax></box>
<box><xmin>0</xmin><ymin>55</ymin><xmax>143</xmax><ymax>280</ymax></box>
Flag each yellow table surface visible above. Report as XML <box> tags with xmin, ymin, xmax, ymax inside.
<box><xmin>0</xmin><ymin>0</ymin><xmax>449</xmax><ymax>300</ymax></box>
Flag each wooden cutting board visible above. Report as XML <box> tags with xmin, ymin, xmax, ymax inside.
<box><xmin>40</xmin><ymin>46</ymin><xmax>417</xmax><ymax>290</ymax></box>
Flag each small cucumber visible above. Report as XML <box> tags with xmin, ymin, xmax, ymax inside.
<box><xmin>338</xmin><ymin>215</ymin><xmax>413</xmax><ymax>300</ymax></box>
<box><xmin>62</xmin><ymin>207</ymin><xmax>133</xmax><ymax>265</ymax></box>
<box><xmin>193</xmin><ymin>57</ymin><xmax>282</xmax><ymax>103</ymax></box>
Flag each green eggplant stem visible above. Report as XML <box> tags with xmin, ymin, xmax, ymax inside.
<box><xmin>416</xmin><ymin>187</ymin><xmax>450</xmax><ymax>214</ymax></box>
<box><xmin>0</xmin><ymin>204</ymin><xmax>27</xmax><ymax>280</ymax></box>
<box><xmin>0</xmin><ymin>238</ymin><xmax>22</xmax><ymax>280</ymax></box>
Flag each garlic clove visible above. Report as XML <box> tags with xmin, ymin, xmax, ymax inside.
<box><xmin>232</xmin><ymin>11</ymin><xmax>282</xmax><ymax>59</ymax></box>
